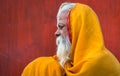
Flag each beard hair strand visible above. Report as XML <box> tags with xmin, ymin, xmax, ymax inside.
<box><xmin>56</xmin><ymin>35</ymin><xmax>71</xmax><ymax>67</ymax></box>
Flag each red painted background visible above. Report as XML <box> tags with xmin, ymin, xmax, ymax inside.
<box><xmin>0</xmin><ymin>0</ymin><xmax>120</xmax><ymax>76</ymax></box>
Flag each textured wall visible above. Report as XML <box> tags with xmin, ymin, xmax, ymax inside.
<box><xmin>0</xmin><ymin>0</ymin><xmax>120</xmax><ymax>76</ymax></box>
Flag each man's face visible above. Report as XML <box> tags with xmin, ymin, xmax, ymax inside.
<box><xmin>55</xmin><ymin>12</ymin><xmax>71</xmax><ymax>66</ymax></box>
<box><xmin>55</xmin><ymin>12</ymin><xmax>68</xmax><ymax>39</ymax></box>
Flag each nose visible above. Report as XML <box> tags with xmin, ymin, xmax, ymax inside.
<box><xmin>55</xmin><ymin>29</ymin><xmax>61</xmax><ymax>37</ymax></box>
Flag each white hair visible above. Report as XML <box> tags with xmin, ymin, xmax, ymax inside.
<box><xmin>56</xmin><ymin>2</ymin><xmax>75</xmax><ymax>67</ymax></box>
<box><xmin>57</xmin><ymin>2</ymin><xmax>75</xmax><ymax>25</ymax></box>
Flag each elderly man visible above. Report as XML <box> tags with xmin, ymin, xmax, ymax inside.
<box><xmin>22</xmin><ymin>2</ymin><xmax>120</xmax><ymax>76</ymax></box>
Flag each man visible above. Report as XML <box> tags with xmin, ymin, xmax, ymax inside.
<box><xmin>22</xmin><ymin>2</ymin><xmax>120</xmax><ymax>76</ymax></box>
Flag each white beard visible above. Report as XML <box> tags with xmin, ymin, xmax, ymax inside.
<box><xmin>56</xmin><ymin>35</ymin><xmax>71</xmax><ymax>67</ymax></box>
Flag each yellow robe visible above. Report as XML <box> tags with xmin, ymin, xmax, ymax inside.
<box><xmin>22</xmin><ymin>3</ymin><xmax>120</xmax><ymax>76</ymax></box>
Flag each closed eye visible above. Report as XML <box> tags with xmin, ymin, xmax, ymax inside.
<box><xmin>58</xmin><ymin>24</ymin><xmax>65</xmax><ymax>29</ymax></box>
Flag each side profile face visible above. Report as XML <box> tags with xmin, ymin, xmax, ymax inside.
<box><xmin>55</xmin><ymin>11</ymin><xmax>71</xmax><ymax>67</ymax></box>
<box><xmin>55</xmin><ymin>12</ymin><xmax>68</xmax><ymax>39</ymax></box>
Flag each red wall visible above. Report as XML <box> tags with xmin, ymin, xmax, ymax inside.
<box><xmin>0</xmin><ymin>0</ymin><xmax>120</xmax><ymax>76</ymax></box>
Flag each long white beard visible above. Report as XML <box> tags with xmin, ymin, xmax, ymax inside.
<box><xmin>56</xmin><ymin>35</ymin><xmax>71</xmax><ymax>67</ymax></box>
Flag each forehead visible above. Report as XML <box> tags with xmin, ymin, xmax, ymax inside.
<box><xmin>57</xmin><ymin>12</ymin><xmax>68</xmax><ymax>27</ymax></box>
<box><xmin>58</xmin><ymin>11</ymin><xmax>68</xmax><ymax>20</ymax></box>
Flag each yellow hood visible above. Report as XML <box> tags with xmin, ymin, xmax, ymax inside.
<box><xmin>65</xmin><ymin>3</ymin><xmax>120</xmax><ymax>76</ymax></box>
<box><xmin>69</xmin><ymin>3</ymin><xmax>104</xmax><ymax>65</ymax></box>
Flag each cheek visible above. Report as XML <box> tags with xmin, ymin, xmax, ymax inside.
<box><xmin>62</xmin><ymin>27</ymin><xmax>68</xmax><ymax>34</ymax></box>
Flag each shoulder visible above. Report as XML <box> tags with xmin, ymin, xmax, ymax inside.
<box><xmin>82</xmin><ymin>49</ymin><xmax>120</xmax><ymax>76</ymax></box>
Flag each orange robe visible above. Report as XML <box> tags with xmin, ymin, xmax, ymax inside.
<box><xmin>22</xmin><ymin>3</ymin><xmax>120</xmax><ymax>76</ymax></box>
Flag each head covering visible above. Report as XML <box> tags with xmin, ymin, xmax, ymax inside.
<box><xmin>64</xmin><ymin>3</ymin><xmax>120</xmax><ymax>76</ymax></box>
<box><xmin>69</xmin><ymin>3</ymin><xmax>104</xmax><ymax>64</ymax></box>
